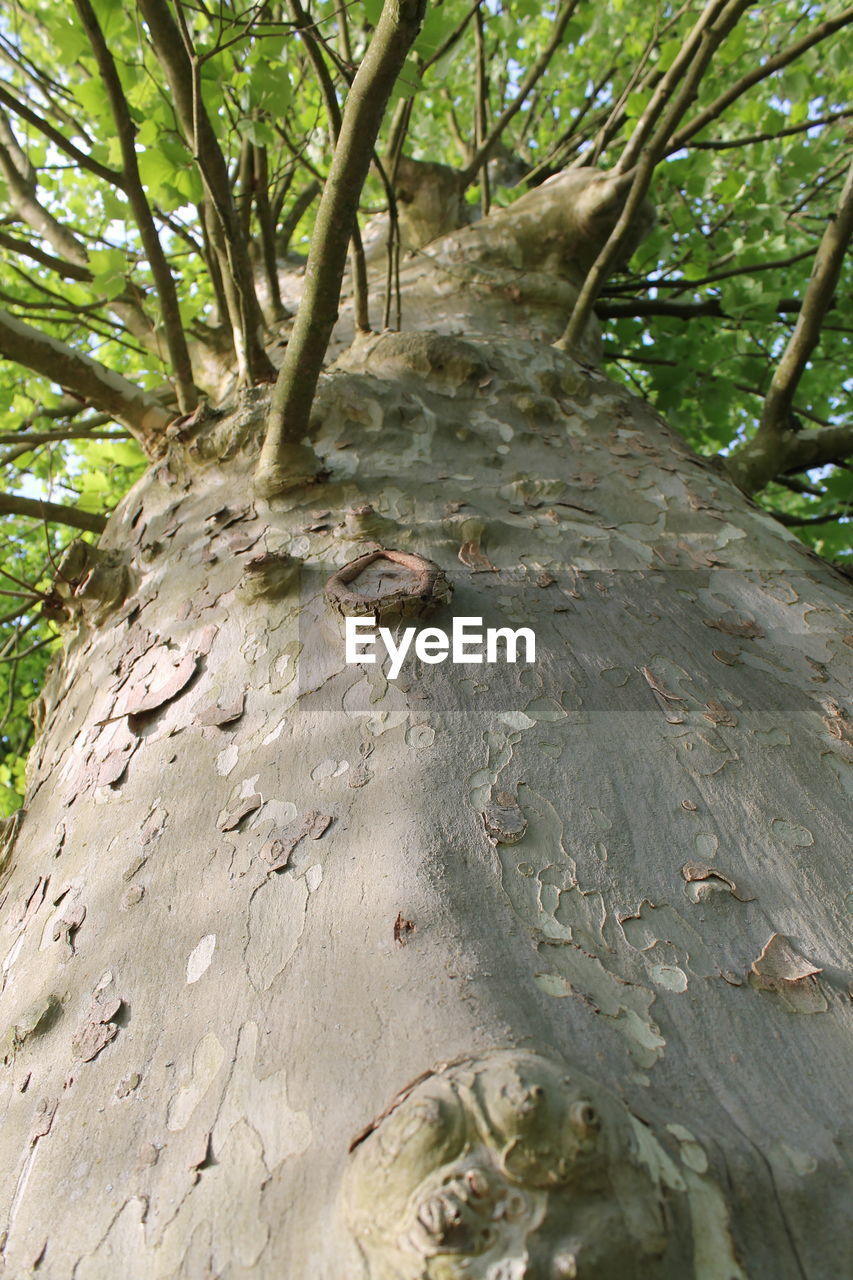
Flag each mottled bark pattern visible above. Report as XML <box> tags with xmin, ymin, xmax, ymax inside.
<box><xmin>0</xmin><ymin>182</ymin><xmax>850</xmax><ymax>1279</ymax></box>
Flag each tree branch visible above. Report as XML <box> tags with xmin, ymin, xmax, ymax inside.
<box><xmin>421</xmin><ymin>0</ymin><xmax>481</xmax><ymax>73</ymax></box>
<box><xmin>0</xmin><ymin>424</ymin><xmax>125</xmax><ymax>468</ymax></box>
<box><xmin>617</xmin><ymin>0</ymin><xmax>734</xmax><ymax>173</ymax></box>
<box><xmin>460</xmin><ymin>0</ymin><xmax>580</xmax><ymax>189</ymax></box>
<box><xmin>0</xmin><ymin>127</ymin><xmax>89</xmax><ymax>266</ymax></box>
<box><xmin>0</xmin><ymin>493</ymin><xmax>107</xmax><ymax>534</ymax></box>
<box><xmin>472</xmin><ymin>3</ymin><xmax>491</xmax><ymax>215</ymax></box>
<box><xmin>72</xmin><ymin>0</ymin><xmax>198</xmax><ymax>414</ymax></box>
<box><xmin>668</xmin><ymin>8</ymin><xmax>853</xmax><ymax>153</ymax></box>
<box><xmin>0</xmin><ymin>230</ymin><xmax>93</xmax><ymax>282</ymax></box>
<box><xmin>256</xmin><ymin>0</ymin><xmax>427</xmax><ymax>497</ymax></box>
<box><xmin>253</xmin><ymin>146</ymin><xmax>288</xmax><ymax>321</ymax></box>
<box><xmin>0</xmin><ymin>308</ymin><xmax>173</xmax><ymax>450</ymax></box>
<box><xmin>277</xmin><ymin>179</ymin><xmax>321</xmax><ymax>253</ymax></box>
<box><xmin>768</xmin><ymin>506</ymin><xmax>851</xmax><ymax>528</ymax></box>
<box><xmin>577</xmin><ymin>3</ymin><xmax>693</xmax><ymax>168</ymax></box>
<box><xmin>725</xmin><ymin>422</ymin><xmax>853</xmax><ymax>494</ymax></box>
<box><xmin>0</xmin><ymin>82</ymin><xmax>122</xmax><ymax>186</ymax></box>
<box><xmin>558</xmin><ymin>0</ymin><xmax>751</xmax><ymax>354</ymax></box>
<box><xmin>607</xmin><ymin>248</ymin><xmax>817</xmax><ymax>293</ymax></box>
<box><xmin>0</xmin><ymin>429</ymin><xmax>121</xmax><ymax>447</ymax></box>
<box><xmin>286</xmin><ymin>0</ymin><xmax>370</xmax><ymax>332</ymax></box>
<box><xmin>525</xmin><ymin>61</ymin><xmax>619</xmax><ymax>183</ymax></box>
<box><xmin>0</xmin><ymin>118</ymin><xmax>160</xmax><ymax>349</ymax></box>
<box><xmin>596</xmin><ymin>293</ymin><xmax>822</xmax><ymax>320</ymax></box>
<box><xmin>764</xmin><ymin>170</ymin><xmax>853</xmax><ymax>423</ymax></box>
<box><xmin>137</xmin><ymin>0</ymin><xmax>273</xmax><ymax>383</ymax></box>
<box><xmin>0</xmin><ymin>635</ymin><xmax>53</xmax><ymax>666</ymax></box>
<box><xmin>725</xmin><ymin>158</ymin><xmax>853</xmax><ymax>493</ymax></box>
<box><xmin>776</xmin><ymin>476</ymin><xmax>825</xmax><ymax>498</ymax></box>
<box><xmin>690</xmin><ymin>109</ymin><xmax>852</xmax><ymax>151</ymax></box>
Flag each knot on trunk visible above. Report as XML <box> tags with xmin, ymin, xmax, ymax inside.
<box><xmin>48</xmin><ymin>540</ymin><xmax>133</xmax><ymax>627</ymax></box>
<box><xmin>342</xmin><ymin>1048</ymin><xmax>673</xmax><ymax>1278</ymax></box>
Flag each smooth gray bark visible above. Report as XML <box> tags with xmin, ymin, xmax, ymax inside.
<box><xmin>0</xmin><ymin>184</ymin><xmax>850</xmax><ymax>1280</ymax></box>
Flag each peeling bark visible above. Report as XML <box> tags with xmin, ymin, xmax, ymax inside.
<box><xmin>0</xmin><ymin>176</ymin><xmax>851</xmax><ymax>1280</ymax></box>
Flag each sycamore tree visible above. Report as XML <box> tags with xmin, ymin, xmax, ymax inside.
<box><xmin>0</xmin><ymin>1</ymin><xmax>851</xmax><ymax>1277</ymax></box>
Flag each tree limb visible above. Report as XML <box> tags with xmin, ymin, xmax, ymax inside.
<box><xmin>617</xmin><ymin>0</ymin><xmax>734</xmax><ymax>173</ymax></box>
<box><xmin>0</xmin><ymin>429</ymin><xmax>121</xmax><ymax>447</ymax></box>
<box><xmin>0</xmin><ymin>602</ymin><xmax>35</xmax><ymax>627</ymax></box>
<box><xmin>558</xmin><ymin>0</ymin><xmax>751</xmax><ymax>354</ymax></box>
<box><xmin>0</xmin><ymin>492</ymin><xmax>107</xmax><ymax>533</ymax></box>
<box><xmin>473</xmin><ymin>3</ymin><xmax>491</xmax><ymax>215</ymax></box>
<box><xmin>460</xmin><ymin>0</ymin><xmax>580</xmax><ymax>190</ymax></box>
<box><xmin>768</xmin><ymin>507</ymin><xmax>851</xmax><ymax>528</ymax></box>
<box><xmin>0</xmin><ymin>308</ymin><xmax>173</xmax><ymax>450</ymax></box>
<box><xmin>253</xmin><ymin>146</ymin><xmax>288</xmax><ymax>321</ymax></box>
<box><xmin>286</xmin><ymin>0</ymin><xmax>370</xmax><ymax>332</ymax></box>
<box><xmin>0</xmin><ymin>82</ymin><xmax>122</xmax><ymax>186</ymax></box>
<box><xmin>0</xmin><ymin>128</ymin><xmax>89</xmax><ymax>267</ymax></box>
<box><xmin>277</xmin><ymin>179</ymin><xmax>322</xmax><ymax>253</ymax></box>
<box><xmin>725</xmin><ymin>422</ymin><xmax>853</xmax><ymax>494</ymax></box>
<box><xmin>72</xmin><ymin>0</ymin><xmax>198</xmax><ymax>414</ymax></box>
<box><xmin>0</xmin><ymin>118</ymin><xmax>160</xmax><ymax>349</ymax></box>
<box><xmin>0</xmin><ymin>230</ymin><xmax>93</xmax><ymax>282</ymax></box>
<box><xmin>0</xmin><ymin>635</ymin><xmax>53</xmax><ymax>666</ymax></box>
<box><xmin>137</xmin><ymin>0</ymin><xmax>273</xmax><ymax>383</ymax></box>
<box><xmin>576</xmin><ymin>3</ymin><xmax>693</xmax><ymax>169</ymax></box>
<box><xmin>607</xmin><ymin>248</ymin><xmax>816</xmax><ymax>293</ymax></box>
<box><xmin>690</xmin><ymin>109</ymin><xmax>852</xmax><ymax>151</ymax></box>
<box><xmin>725</xmin><ymin>159</ymin><xmax>853</xmax><ymax>492</ymax></box>
<box><xmin>668</xmin><ymin>8</ymin><xmax>853</xmax><ymax>153</ymax></box>
<box><xmin>597</xmin><ymin>294</ymin><xmax>822</xmax><ymax>320</ymax></box>
<box><xmin>421</xmin><ymin>0</ymin><xmax>481</xmax><ymax>73</ymax></box>
<box><xmin>0</xmin><ymin>425</ymin><xmax>126</xmax><ymax>468</ymax></box>
<box><xmin>766</xmin><ymin>173</ymin><xmax>851</xmax><ymax>422</ymax></box>
<box><xmin>256</xmin><ymin>0</ymin><xmax>427</xmax><ymax>497</ymax></box>
<box><xmin>775</xmin><ymin>477</ymin><xmax>824</xmax><ymax>497</ymax></box>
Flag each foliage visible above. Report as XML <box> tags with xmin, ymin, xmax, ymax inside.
<box><xmin>0</xmin><ymin>435</ymin><xmax>145</xmax><ymax>812</ymax></box>
<box><xmin>0</xmin><ymin>0</ymin><xmax>851</xmax><ymax>804</ymax></box>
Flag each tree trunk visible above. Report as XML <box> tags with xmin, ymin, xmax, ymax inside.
<box><xmin>0</xmin><ymin>208</ymin><xmax>850</xmax><ymax>1279</ymax></box>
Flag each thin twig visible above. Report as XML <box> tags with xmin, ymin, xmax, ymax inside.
<box><xmin>668</xmin><ymin>7</ymin><xmax>853</xmax><ymax>153</ymax></box>
<box><xmin>460</xmin><ymin>0</ymin><xmax>580</xmax><ymax>189</ymax></box>
<box><xmin>768</xmin><ymin>507</ymin><xmax>851</xmax><ymax>527</ymax></box>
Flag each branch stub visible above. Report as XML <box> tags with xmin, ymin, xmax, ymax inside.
<box><xmin>325</xmin><ymin>549</ymin><xmax>451</xmax><ymax>620</ymax></box>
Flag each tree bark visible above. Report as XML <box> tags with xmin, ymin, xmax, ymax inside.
<box><xmin>0</xmin><ymin>182</ymin><xmax>850</xmax><ymax>1280</ymax></box>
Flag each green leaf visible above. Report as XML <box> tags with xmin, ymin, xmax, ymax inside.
<box><xmin>415</xmin><ymin>4</ymin><xmax>466</xmax><ymax>59</ymax></box>
<box><xmin>625</xmin><ymin>90</ymin><xmax>648</xmax><ymax>118</ymax></box>
<box><xmin>391</xmin><ymin>55</ymin><xmax>422</xmax><ymax>101</ymax></box>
